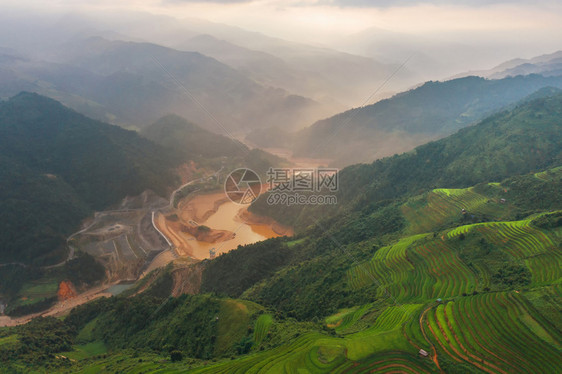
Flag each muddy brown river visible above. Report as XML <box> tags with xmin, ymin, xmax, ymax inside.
<box><xmin>157</xmin><ymin>191</ymin><xmax>292</xmax><ymax>260</ymax></box>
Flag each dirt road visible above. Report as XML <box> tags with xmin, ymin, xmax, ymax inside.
<box><xmin>0</xmin><ymin>283</ymin><xmax>116</xmax><ymax>327</ymax></box>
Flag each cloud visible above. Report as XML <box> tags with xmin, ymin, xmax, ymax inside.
<box><xmin>315</xmin><ymin>0</ymin><xmax>551</xmax><ymax>7</ymax></box>
<box><xmin>167</xmin><ymin>0</ymin><xmax>254</xmax><ymax>3</ymax></box>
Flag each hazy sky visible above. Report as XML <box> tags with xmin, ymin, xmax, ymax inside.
<box><xmin>5</xmin><ymin>0</ymin><xmax>561</xmax><ymax>44</ymax></box>
<box><xmin>2</xmin><ymin>0</ymin><xmax>561</xmax><ymax>72</ymax></box>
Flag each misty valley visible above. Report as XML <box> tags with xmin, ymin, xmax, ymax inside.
<box><xmin>0</xmin><ymin>3</ymin><xmax>561</xmax><ymax>374</ymax></box>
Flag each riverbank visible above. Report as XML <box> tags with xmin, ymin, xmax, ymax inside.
<box><xmin>156</xmin><ymin>190</ymin><xmax>292</xmax><ymax>260</ymax></box>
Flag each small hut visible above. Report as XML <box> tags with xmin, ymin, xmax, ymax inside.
<box><xmin>419</xmin><ymin>349</ymin><xmax>429</xmax><ymax>357</ymax></box>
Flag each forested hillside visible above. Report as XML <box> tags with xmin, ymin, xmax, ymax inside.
<box><xmin>2</xmin><ymin>3</ymin><xmax>562</xmax><ymax>373</ymax></box>
<box><xmin>251</xmin><ymin>91</ymin><xmax>562</xmax><ymax>228</ymax></box>
<box><xmin>291</xmin><ymin>74</ymin><xmax>562</xmax><ymax>165</ymax></box>
<box><xmin>142</xmin><ymin>114</ymin><xmax>247</xmax><ymax>160</ymax></box>
<box><xmin>0</xmin><ymin>92</ymin><xmax>179</xmax><ymax>265</ymax></box>
<box><xmin>3</xmin><ymin>169</ymin><xmax>559</xmax><ymax>373</ymax></box>
<box><xmin>1</xmin><ymin>87</ymin><xmax>561</xmax><ymax>373</ymax></box>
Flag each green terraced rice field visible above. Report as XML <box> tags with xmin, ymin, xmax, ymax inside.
<box><xmin>402</xmin><ymin>186</ymin><xmax>507</xmax><ymax>234</ymax></box>
<box><xmin>347</xmin><ymin>234</ymin><xmax>428</xmax><ymax>291</ymax></box>
<box><xmin>534</xmin><ymin>166</ymin><xmax>562</xmax><ymax>181</ymax></box>
<box><xmin>446</xmin><ymin>217</ymin><xmax>562</xmax><ymax>285</ymax></box>
<box><xmin>325</xmin><ymin>304</ymin><xmax>373</xmax><ymax>334</ymax></box>
<box><xmin>347</xmin><ymin>233</ymin><xmax>478</xmax><ymax>301</ymax></box>
<box><xmin>335</xmin><ymin>351</ymin><xmax>435</xmax><ymax>373</ymax></box>
<box><xmin>191</xmin><ymin>304</ymin><xmax>424</xmax><ymax>373</ymax></box>
<box><xmin>424</xmin><ymin>292</ymin><xmax>562</xmax><ymax>374</ymax></box>
<box><xmin>253</xmin><ymin>314</ymin><xmax>273</xmax><ymax>344</ymax></box>
<box><xmin>348</xmin><ymin>214</ymin><xmax>561</xmax><ymax>302</ymax></box>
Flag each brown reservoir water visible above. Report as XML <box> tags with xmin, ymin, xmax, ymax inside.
<box><xmin>159</xmin><ymin>192</ymin><xmax>292</xmax><ymax>260</ymax></box>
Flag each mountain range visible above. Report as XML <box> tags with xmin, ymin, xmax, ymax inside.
<box><xmin>455</xmin><ymin>50</ymin><xmax>562</xmax><ymax>80</ymax></box>
<box><xmin>286</xmin><ymin>74</ymin><xmax>562</xmax><ymax>166</ymax></box>
<box><xmin>0</xmin><ymin>37</ymin><xmax>327</xmax><ymax>132</ymax></box>
<box><xmin>0</xmin><ymin>11</ymin><xmax>414</xmax><ymax>133</ymax></box>
<box><xmin>251</xmin><ymin>90</ymin><xmax>562</xmax><ymax>228</ymax></box>
<box><xmin>1</xmin><ymin>13</ymin><xmax>562</xmax><ymax>371</ymax></box>
<box><xmin>1</xmin><ymin>87</ymin><xmax>560</xmax><ymax>373</ymax></box>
